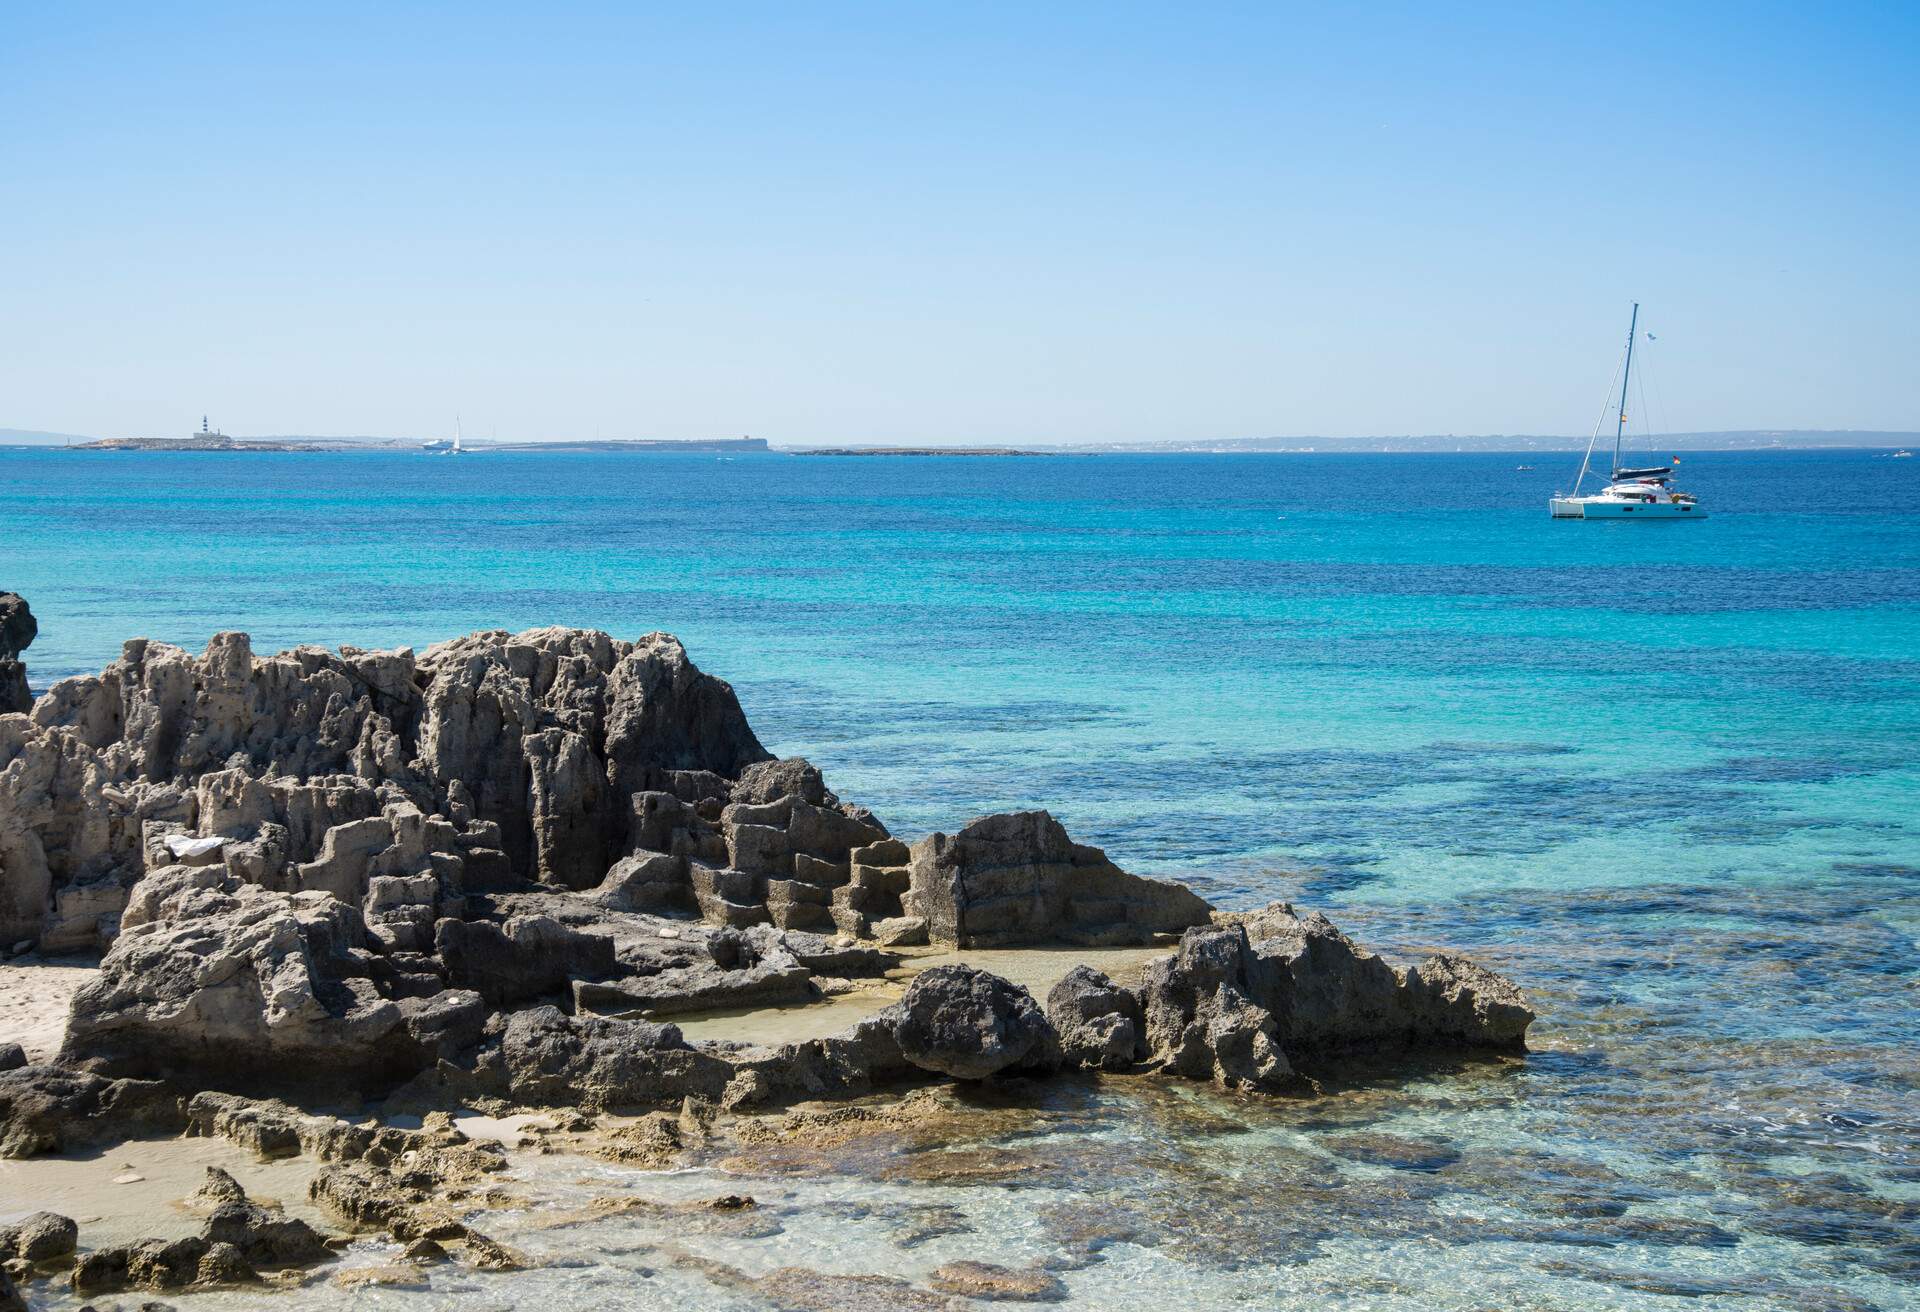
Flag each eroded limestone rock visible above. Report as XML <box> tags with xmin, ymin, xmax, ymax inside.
<box><xmin>0</xmin><ymin>591</ymin><xmax>35</xmax><ymax>714</ymax></box>
<box><xmin>64</xmin><ymin>1170</ymin><xmax>334</xmax><ymax>1296</ymax></box>
<box><xmin>1</xmin><ymin>619</ymin><xmax>1533</xmax><ymax>1127</ymax></box>
<box><xmin>1045</xmin><ymin>965</ymin><xmax>1144</xmax><ymax>1071</ymax></box>
<box><xmin>1224</xmin><ymin>902</ymin><xmax>1535</xmax><ymax>1055</ymax></box>
<box><xmin>904</xmin><ymin>811</ymin><xmax>1212</xmax><ymax>948</ymax></box>
<box><xmin>0</xmin><ymin>1209</ymin><xmax>77</xmax><ymax>1263</ymax></box>
<box><xmin>61</xmin><ymin>869</ymin><xmax>486</xmax><ymax>1091</ymax></box>
<box><xmin>1</xmin><ymin>626</ymin><xmax>787</xmax><ymax>950</ymax></box>
<box><xmin>0</xmin><ymin>1064</ymin><xmax>185</xmax><ymax>1158</ymax></box>
<box><xmin>892</xmin><ymin>965</ymin><xmax>1058</xmax><ymax>1081</ymax></box>
<box><xmin>490</xmin><ymin>1006</ymin><xmax>735</xmax><ymax>1110</ymax></box>
<box><xmin>1139</xmin><ymin>925</ymin><xmax>1291</xmax><ymax>1091</ymax></box>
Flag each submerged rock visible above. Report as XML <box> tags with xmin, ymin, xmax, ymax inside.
<box><xmin>928</xmin><ymin>1260</ymin><xmax>1068</xmax><ymax>1301</ymax></box>
<box><xmin>892</xmin><ymin>964</ymin><xmax>1058</xmax><ymax>1081</ymax></box>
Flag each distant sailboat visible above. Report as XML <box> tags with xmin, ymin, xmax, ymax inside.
<box><xmin>422</xmin><ymin>417</ymin><xmax>464</xmax><ymax>455</ymax></box>
<box><xmin>1549</xmin><ymin>305</ymin><xmax>1705</xmax><ymax>520</ymax></box>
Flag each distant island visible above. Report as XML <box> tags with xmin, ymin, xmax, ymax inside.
<box><xmin>63</xmin><ymin>429</ymin><xmax>770</xmax><ymax>455</ymax></box>
<box><xmin>484</xmin><ymin>437</ymin><xmax>769</xmax><ymax>453</ymax></box>
<box><xmin>1054</xmin><ymin>429</ymin><xmax>1920</xmax><ymax>454</ymax></box>
<box><xmin>8</xmin><ymin>425</ymin><xmax>1915</xmax><ymax>454</ymax></box>
<box><xmin>76</xmin><ymin>433</ymin><xmax>340</xmax><ymax>452</ymax></box>
<box><xmin>794</xmin><ymin>446</ymin><xmax>1047</xmax><ymax>457</ymax></box>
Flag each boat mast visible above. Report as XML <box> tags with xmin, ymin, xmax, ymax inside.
<box><xmin>1612</xmin><ymin>302</ymin><xmax>1638</xmax><ymax>478</ymax></box>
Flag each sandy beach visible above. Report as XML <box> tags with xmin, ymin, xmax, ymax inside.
<box><xmin>0</xmin><ymin>953</ymin><xmax>96</xmax><ymax>1063</ymax></box>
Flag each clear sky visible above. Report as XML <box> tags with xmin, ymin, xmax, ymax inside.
<box><xmin>3</xmin><ymin>3</ymin><xmax>1915</xmax><ymax>445</ymax></box>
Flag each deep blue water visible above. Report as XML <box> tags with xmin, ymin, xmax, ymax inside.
<box><xmin>4</xmin><ymin>446</ymin><xmax>1917</xmax><ymax>1309</ymax></box>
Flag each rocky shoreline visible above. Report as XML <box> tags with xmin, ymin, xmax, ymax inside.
<box><xmin>0</xmin><ymin>616</ymin><xmax>1531</xmax><ymax>1306</ymax></box>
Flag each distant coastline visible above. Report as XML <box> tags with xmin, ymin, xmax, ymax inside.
<box><xmin>4</xmin><ymin>427</ymin><xmax>1914</xmax><ymax>454</ymax></box>
<box><xmin>49</xmin><ymin>434</ymin><xmax>773</xmax><ymax>455</ymax></box>
<box><xmin>794</xmin><ymin>446</ymin><xmax>1050</xmax><ymax>457</ymax></box>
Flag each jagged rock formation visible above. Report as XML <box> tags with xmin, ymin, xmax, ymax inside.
<box><xmin>904</xmin><ymin>811</ymin><xmax>1212</xmax><ymax>947</ymax></box>
<box><xmin>0</xmin><ymin>626</ymin><xmax>930</xmax><ymax>954</ymax></box>
<box><xmin>1140</xmin><ymin>924</ymin><xmax>1292</xmax><ymax>1090</ymax></box>
<box><xmin>62</xmin><ymin>864</ymin><xmax>489</xmax><ymax>1089</ymax></box>
<box><xmin>1219</xmin><ymin>902</ymin><xmax>1535</xmax><ymax>1054</ymax></box>
<box><xmin>0</xmin><ymin>592</ymin><xmax>32</xmax><ymax>715</ymax></box>
<box><xmin>1044</xmin><ymin>964</ymin><xmax>1145</xmax><ymax>1070</ymax></box>
<box><xmin>0</xmin><ymin>621</ymin><xmax>1533</xmax><ymax>1143</ymax></box>
<box><xmin>1044</xmin><ymin>906</ymin><xmax>1534</xmax><ymax>1092</ymax></box>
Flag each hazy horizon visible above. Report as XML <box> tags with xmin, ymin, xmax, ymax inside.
<box><xmin>4</xmin><ymin>424</ymin><xmax>1915</xmax><ymax>453</ymax></box>
<box><xmin>3</xmin><ymin>6</ymin><xmax>1915</xmax><ymax>444</ymax></box>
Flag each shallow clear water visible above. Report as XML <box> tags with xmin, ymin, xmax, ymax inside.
<box><xmin>4</xmin><ymin>446</ymin><xmax>1917</xmax><ymax>1308</ymax></box>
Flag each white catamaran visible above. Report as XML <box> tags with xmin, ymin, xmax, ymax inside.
<box><xmin>1549</xmin><ymin>304</ymin><xmax>1704</xmax><ymax>519</ymax></box>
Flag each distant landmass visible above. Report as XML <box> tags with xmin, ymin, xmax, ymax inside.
<box><xmin>485</xmin><ymin>438</ymin><xmax>768</xmax><ymax>453</ymax></box>
<box><xmin>0</xmin><ymin>427</ymin><xmax>111</xmax><ymax>447</ymax></box>
<box><xmin>1053</xmin><ymin>430</ymin><xmax>1920</xmax><ymax>454</ymax></box>
<box><xmin>794</xmin><ymin>446</ymin><xmax>1046</xmax><ymax>457</ymax></box>
<box><xmin>6</xmin><ymin>426</ymin><xmax>1913</xmax><ymax>453</ymax></box>
<box><xmin>75</xmin><ymin>433</ymin><xmax>351</xmax><ymax>452</ymax></box>
<box><xmin>48</xmin><ymin>432</ymin><xmax>772</xmax><ymax>454</ymax></box>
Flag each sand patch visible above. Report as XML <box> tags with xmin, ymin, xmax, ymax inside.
<box><xmin>0</xmin><ymin>1135</ymin><xmax>329</xmax><ymax>1246</ymax></box>
<box><xmin>0</xmin><ymin>953</ymin><xmax>97</xmax><ymax>1062</ymax></box>
<box><xmin>675</xmin><ymin>944</ymin><xmax>1167</xmax><ymax>1047</ymax></box>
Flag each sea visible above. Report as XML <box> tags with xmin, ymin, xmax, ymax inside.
<box><xmin>3</xmin><ymin>446</ymin><xmax>1916</xmax><ymax>1310</ymax></box>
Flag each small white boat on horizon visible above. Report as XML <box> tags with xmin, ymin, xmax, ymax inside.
<box><xmin>1894</xmin><ymin>449</ymin><xmax>1914</xmax><ymax>459</ymax></box>
<box><xmin>424</xmin><ymin>417</ymin><xmax>465</xmax><ymax>456</ymax></box>
<box><xmin>1550</xmin><ymin>304</ymin><xmax>1705</xmax><ymax>520</ymax></box>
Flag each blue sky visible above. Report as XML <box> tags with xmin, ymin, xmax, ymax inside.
<box><xmin>2</xmin><ymin>3</ymin><xmax>1914</xmax><ymax>444</ymax></box>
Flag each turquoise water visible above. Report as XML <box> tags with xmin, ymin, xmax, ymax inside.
<box><xmin>5</xmin><ymin>446</ymin><xmax>1918</xmax><ymax>1308</ymax></box>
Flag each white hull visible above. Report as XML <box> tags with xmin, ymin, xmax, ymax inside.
<box><xmin>1550</xmin><ymin>497</ymin><xmax>1705</xmax><ymax>519</ymax></box>
<box><xmin>1552</xmin><ymin>305</ymin><xmax>1707</xmax><ymax>520</ymax></box>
